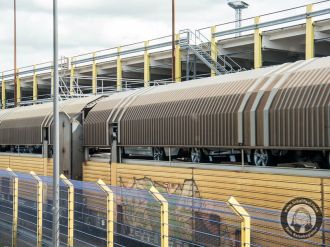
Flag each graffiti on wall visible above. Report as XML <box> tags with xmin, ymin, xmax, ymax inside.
<box><xmin>118</xmin><ymin>176</ymin><xmax>236</xmax><ymax>247</ymax></box>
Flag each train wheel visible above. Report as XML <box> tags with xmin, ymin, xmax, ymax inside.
<box><xmin>253</xmin><ymin>149</ymin><xmax>275</xmax><ymax>166</ymax></box>
<box><xmin>153</xmin><ymin>147</ymin><xmax>165</xmax><ymax>161</ymax></box>
<box><xmin>191</xmin><ymin>148</ymin><xmax>203</xmax><ymax>163</ymax></box>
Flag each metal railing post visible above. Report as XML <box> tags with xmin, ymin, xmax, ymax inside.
<box><xmin>211</xmin><ymin>26</ymin><xmax>218</xmax><ymax>77</ymax></box>
<box><xmin>92</xmin><ymin>53</ymin><xmax>98</xmax><ymax>95</ymax></box>
<box><xmin>2</xmin><ymin>72</ymin><xmax>6</xmax><ymax>109</ymax></box>
<box><xmin>227</xmin><ymin>196</ymin><xmax>250</xmax><ymax>247</ymax></box>
<box><xmin>33</xmin><ymin>65</ymin><xmax>38</xmax><ymax>102</ymax></box>
<box><xmin>306</xmin><ymin>4</ymin><xmax>314</xmax><ymax>59</ymax></box>
<box><xmin>116</xmin><ymin>47</ymin><xmax>122</xmax><ymax>91</ymax></box>
<box><xmin>97</xmin><ymin>179</ymin><xmax>114</xmax><ymax>247</ymax></box>
<box><xmin>60</xmin><ymin>174</ymin><xmax>74</xmax><ymax>247</ymax></box>
<box><xmin>144</xmin><ymin>41</ymin><xmax>151</xmax><ymax>87</ymax></box>
<box><xmin>70</xmin><ymin>57</ymin><xmax>75</xmax><ymax>96</ymax></box>
<box><xmin>149</xmin><ymin>186</ymin><xmax>169</xmax><ymax>247</ymax></box>
<box><xmin>7</xmin><ymin>168</ymin><xmax>18</xmax><ymax>247</ymax></box>
<box><xmin>175</xmin><ymin>34</ymin><xmax>182</xmax><ymax>83</ymax></box>
<box><xmin>16</xmin><ymin>69</ymin><xmax>21</xmax><ymax>106</ymax></box>
<box><xmin>30</xmin><ymin>171</ymin><xmax>43</xmax><ymax>247</ymax></box>
<box><xmin>254</xmin><ymin>16</ymin><xmax>262</xmax><ymax>69</ymax></box>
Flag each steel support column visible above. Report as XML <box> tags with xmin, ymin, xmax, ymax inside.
<box><xmin>61</xmin><ymin>174</ymin><xmax>74</xmax><ymax>247</ymax></box>
<box><xmin>144</xmin><ymin>41</ymin><xmax>151</xmax><ymax>87</ymax></box>
<box><xmin>33</xmin><ymin>65</ymin><xmax>38</xmax><ymax>102</ymax></box>
<box><xmin>2</xmin><ymin>73</ymin><xmax>6</xmax><ymax>109</ymax></box>
<box><xmin>7</xmin><ymin>168</ymin><xmax>18</xmax><ymax>247</ymax></box>
<box><xmin>117</xmin><ymin>47</ymin><xmax>122</xmax><ymax>91</ymax></box>
<box><xmin>175</xmin><ymin>34</ymin><xmax>181</xmax><ymax>82</ymax></box>
<box><xmin>30</xmin><ymin>172</ymin><xmax>43</xmax><ymax>247</ymax></box>
<box><xmin>97</xmin><ymin>179</ymin><xmax>114</xmax><ymax>247</ymax></box>
<box><xmin>92</xmin><ymin>53</ymin><xmax>97</xmax><ymax>95</ymax></box>
<box><xmin>306</xmin><ymin>4</ymin><xmax>314</xmax><ymax>60</ymax></box>
<box><xmin>227</xmin><ymin>196</ymin><xmax>250</xmax><ymax>247</ymax></box>
<box><xmin>254</xmin><ymin>16</ymin><xmax>262</xmax><ymax>69</ymax></box>
<box><xmin>70</xmin><ymin>57</ymin><xmax>75</xmax><ymax>95</ymax></box>
<box><xmin>211</xmin><ymin>26</ymin><xmax>218</xmax><ymax>77</ymax></box>
<box><xmin>150</xmin><ymin>186</ymin><xmax>169</xmax><ymax>247</ymax></box>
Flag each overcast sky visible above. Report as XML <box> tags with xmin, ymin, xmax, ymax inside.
<box><xmin>0</xmin><ymin>0</ymin><xmax>315</xmax><ymax>71</ymax></box>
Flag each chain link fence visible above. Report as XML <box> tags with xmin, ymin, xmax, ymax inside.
<box><xmin>0</xmin><ymin>168</ymin><xmax>329</xmax><ymax>247</ymax></box>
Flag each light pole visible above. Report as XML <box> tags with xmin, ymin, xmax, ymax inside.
<box><xmin>13</xmin><ymin>0</ymin><xmax>17</xmax><ymax>107</ymax></box>
<box><xmin>52</xmin><ymin>0</ymin><xmax>60</xmax><ymax>246</ymax></box>
<box><xmin>172</xmin><ymin>0</ymin><xmax>175</xmax><ymax>81</ymax></box>
<box><xmin>227</xmin><ymin>1</ymin><xmax>249</xmax><ymax>37</ymax></box>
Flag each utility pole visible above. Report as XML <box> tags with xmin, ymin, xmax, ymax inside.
<box><xmin>52</xmin><ymin>0</ymin><xmax>60</xmax><ymax>246</ymax></box>
<box><xmin>172</xmin><ymin>0</ymin><xmax>176</xmax><ymax>81</ymax></box>
<box><xmin>13</xmin><ymin>0</ymin><xmax>17</xmax><ymax>107</ymax></box>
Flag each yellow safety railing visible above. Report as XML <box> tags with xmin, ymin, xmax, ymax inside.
<box><xmin>6</xmin><ymin>168</ymin><xmax>18</xmax><ymax>247</ymax></box>
<box><xmin>227</xmin><ymin>196</ymin><xmax>251</xmax><ymax>247</ymax></box>
<box><xmin>97</xmin><ymin>179</ymin><xmax>114</xmax><ymax>247</ymax></box>
<box><xmin>61</xmin><ymin>174</ymin><xmax>75</xmax><ymax>247</ymax></box>
<box><xmin>30</xmin><ymin>171</ymin><xmax>43</xmax><ymax>247</ymax></box>
<box><xmin>149</xmin><ymin>186</ymin><xmax>169</xmax><ymax>247</ymax></box>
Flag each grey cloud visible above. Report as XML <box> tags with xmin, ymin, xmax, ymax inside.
<box><xmin>0</xmin><ymin>0</ymin><xmax>319</xmax><ymax>71</ymax></box>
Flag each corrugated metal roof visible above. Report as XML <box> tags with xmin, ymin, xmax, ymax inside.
<box><xmin>83</xmin><ymin>64</ymin><xmax>280</xmax><ymax>147</ymax></box>
<box><xmin>61</xmin><ymin>95</ymin><xmax>101</xmax><ymax>118</ymax></box>
<box><xmin>84</xmin><ymin>90</ymin><xmax>141</xmax><ymax>146</ymax></box>
<box><xmin>0</xmin><ymin>103</ymin><xmax>53</xmax><ymax>145</ymax></box>
<box><xmin>0</xmin><ymin>95</ymin><xmax>101</xmax><ymax>145</ymax></box>
<box><xmin>84</xmin><ymin>57</ymin><xmax>330</xmax><ymax>149</ymax></box>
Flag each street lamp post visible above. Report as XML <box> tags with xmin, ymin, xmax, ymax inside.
<box><xmin>52</xmin><ymin>0</ymin><xmax>60</xmax><ymax>246</ymax></box>
<box><xmin>227</xmin><ymin>1</ymin><xmax>249</xmax><ymax>37</ymax></box>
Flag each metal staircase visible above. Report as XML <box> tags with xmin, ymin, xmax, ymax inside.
<box><xmin>58</xmin><ymin>57</ymin><xmax>84</xmax><ymax>100</ymax></box>
<box><xmin>180</xmin><ymin>29</ymin><xmax>245</xmax><ymax>75</ymax></box>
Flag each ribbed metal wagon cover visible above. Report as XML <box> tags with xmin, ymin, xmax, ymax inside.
<box><xmin>119</xmin><ymin>67</ymin><xmax>276</xmax><ymax>147</ymax></box>
<box><xmin>267</xmin><ymin>57</ymin><xmax>330</xmax><ymax>148</ymax></box>
<box><xmin>61</xmin><ymin>95</ymin><xmax>101</xmax><ymax>118</ymax></box>
<box><xmin>0</xmin><ymin>96</ymin><xmax>101</xmax><ymax>145</ymax></box>
<box><xmin>0</xmin><ymin>103</ymin><xmax>53</xmax><ymax>145</ymax></box>
<box><xmin>83</xmin><ymin>90</ymin><xmax>139</xmax><ymax>146</ymax></box>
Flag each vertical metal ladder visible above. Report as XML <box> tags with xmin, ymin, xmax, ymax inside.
<box><xmin>180</xmin><ymin>29</ymin><xmax>245</xmax><ymax>75</ymax></box>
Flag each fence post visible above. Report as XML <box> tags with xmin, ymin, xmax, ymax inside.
<box><xmin>30</xmin><ymin>171</ymin><xmax>43</xmax><ymax>247</ymax></box>
<box><xmin>227</xmin><ymin>196</ymin><xmax>250</xmax><ymax>247</ymax></box>
<box><xmin>97</xmin><ymin>179</ymin><xmax>114</xmax><ymax>247</ymax></box>
<box><xmin>7</xmin><ymin>168</ymin><xmax>18</xmax><ymax>247</ymax></box>
<box><xmin>60</xmin><ymin>174</ymin><xmax>74</xmax><ymax>247</ymax></box>
<box><xmin>149</xmin><ymin>186</ymin><xmax>169</xmax><ymax>247</ymax></box>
